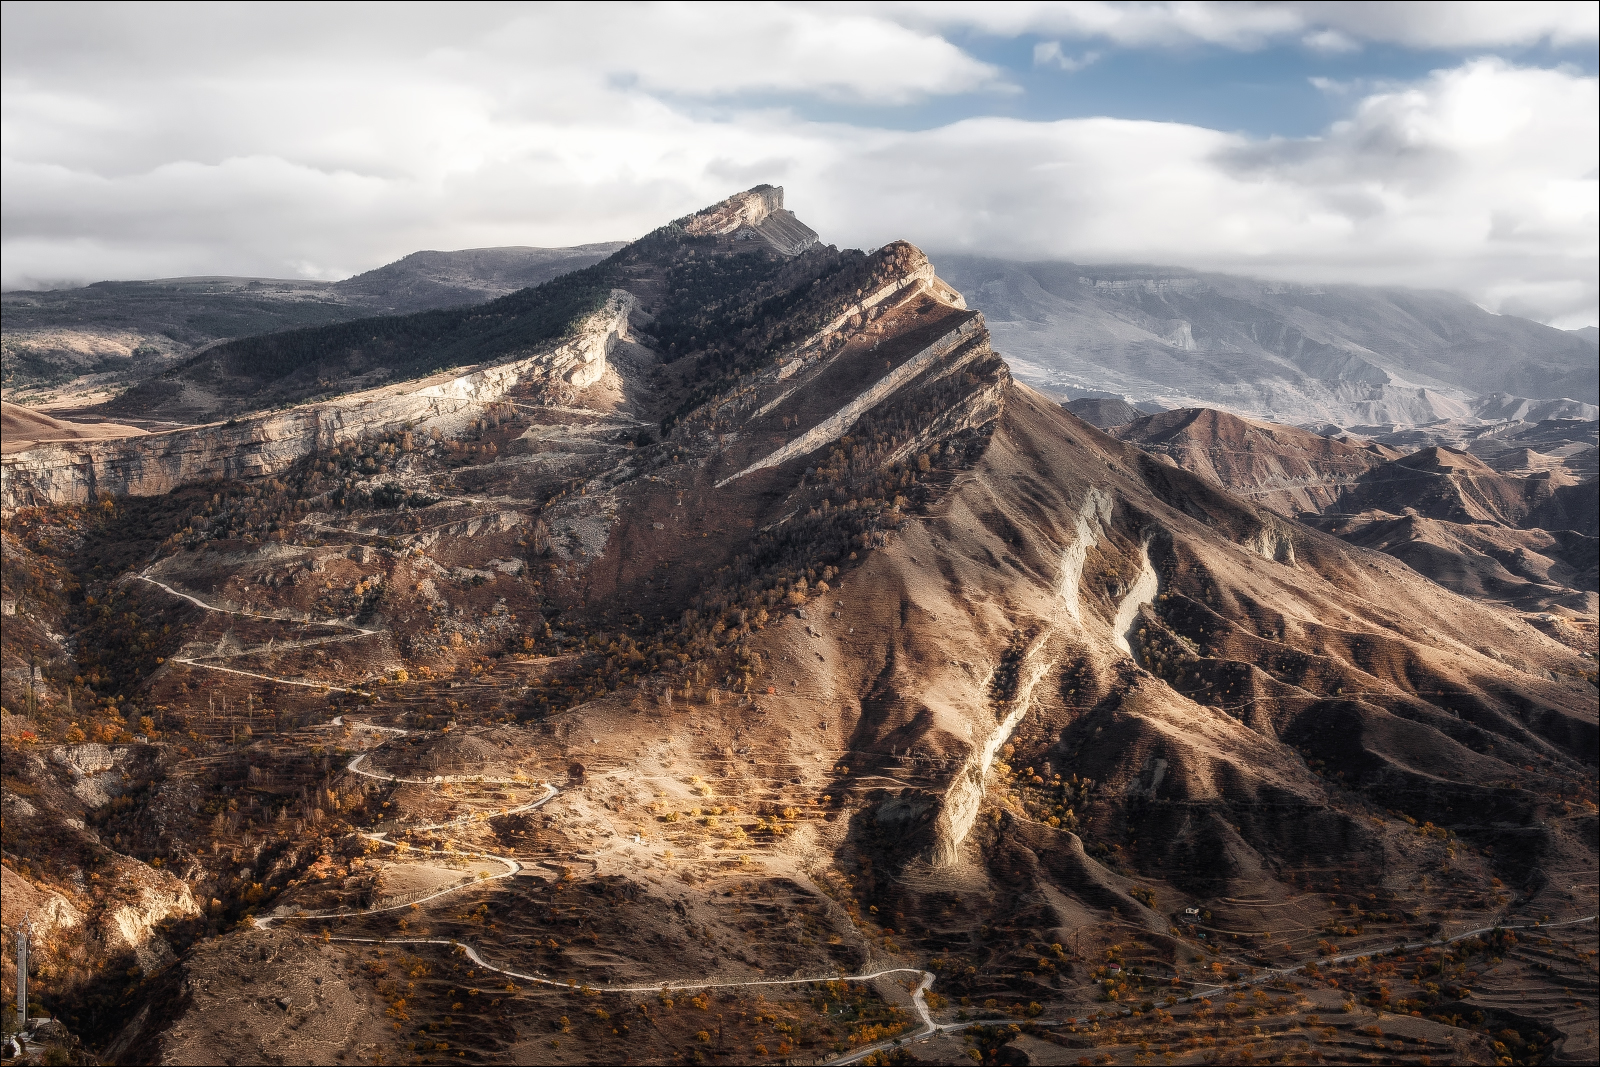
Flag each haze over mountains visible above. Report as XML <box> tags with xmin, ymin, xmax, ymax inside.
<box><xmin>1</xmin><ymin>187</ymin><xmax>1595</xmax><ymax>1067</ymax></box>
<box><xmin>936</xmin><ymin>255</ymin><xmax>1598</xmax><ymax>431</ymax></box>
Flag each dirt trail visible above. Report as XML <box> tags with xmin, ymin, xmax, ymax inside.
<box><xmin>139</xmin><ymin>573</ymin><xmax>378</xmax><ymax>636</ymax></box>
<box><xmin>258</xmin><ymin>727</ymin><xmax>557</xmax><ymax>928</ymax></box>
<box><xmin>1178</xmin><ymin>913</ymin><xmax>1599</xmax><ymax>1005</ymax></box>
<box><xmin>250</xmin><ymin>715</ymin><xmax>958</xmax><ymax>1059</ymax></box>
<box><xmin>139</xmin><ymin>571</ymin><xmax>380</xmax><ymax>690</ymax></box>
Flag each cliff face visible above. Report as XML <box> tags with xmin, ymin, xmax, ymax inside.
<box><xmin>0</xmin><ymin>291</ymin><xmax>634</xmax><ymax>510</ymax></box>
<box><xmin>4</xmin><ymin>187</ymin><xmax>1597</xmax><ymax>1067</ymax></box>
<box><xmin>682</xmin><ymin>184</ymin><xmax>819</xmax><ymax>256</ymax></box>
<box><xmin>682</xmin><ymin>185</ymin><xmax>785</xmax><ymax>236</ymax></box>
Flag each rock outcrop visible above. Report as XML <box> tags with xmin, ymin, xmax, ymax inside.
<box><xmin>102</xmin><ymin>863</ymin><xmax>202</xmax><ymax>975</ymax></box>
<box><xmin>0</xmin><ymin>864</ymin><xmax>85</xmax><ymax>941</ymax></box>
<box><xmin>683</xmin><ymin>185</ymin><xmax>819</xmax><ymax>256</ymax></box>
<box><xmin>0</xmin><ymin>291</ymin><xmax>635</xmax><ymax>510</ymax></box>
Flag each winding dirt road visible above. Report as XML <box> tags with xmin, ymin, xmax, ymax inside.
<box><xmin>139</xmin><ymin>572</ymin><xmax>381</xmax><ymax>691</ymax></box>
<box><xmin>141</xmin><ymin>564</ymin><xmax>1598</xmax><ymax>1064</ymax></box>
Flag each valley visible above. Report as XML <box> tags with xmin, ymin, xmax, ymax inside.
<box><xmin>1</xmin><ymin>187</ymin><xmax>1595</xmax><ymax>1067</ymax></box>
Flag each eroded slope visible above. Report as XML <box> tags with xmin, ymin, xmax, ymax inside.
<box><xmin>2</xmin><ymin>187</ymin><xmax>1594</xmax><ymax>1067</ymax></box>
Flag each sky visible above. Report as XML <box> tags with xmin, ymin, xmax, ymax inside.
<box><xmin>2</xmin><ymin>2</ymin><xmax>1596</xmax><ymax>328</ymax></box>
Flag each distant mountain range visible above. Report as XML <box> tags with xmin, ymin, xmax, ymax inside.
<box><xmin>0</xmin><ymin>243</ymin><xmax>623</xmax><ymax>402</ymax></box>
<box><xmin>933</xmin><ymin>255</ymin><xmax>1597</xmax><ymax>431</ymax></box>
<box><xmin>7</xmin><ymin>241</ymin><xmax>1595</xmax><ymax>438</ymax></box>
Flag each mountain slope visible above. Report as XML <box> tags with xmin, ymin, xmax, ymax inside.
<box><xmin>1111</xmin><ymin>407</ymin><xmax>1397</xmax><ymax>517</ymax></box>
<box><xmin>329</xmin><ymin>242</ymin><xmax>626</xmax><ymax>309</ymax></box>
<box><xmin>935</xmin><ymin>255</ymin><xmax>1598</xmax><ymax>427</ymax></box>
<box><xmin>1102</xmin><ymin>407</ymin><xmax>1597</xmax><ymax>615</ymax></box>
<box><xmin>1318</xmin><ymin>444</ymin><xmax>1598</xmax><ymax>613</ymax></box>
<box><xmin>1062</xmin><ymin>396</ymin><xmax>1141</xmax><ymax>428</ymax></box>
<box><xmin>0</xmin><ymin>400</ymin><xmax>148</xmax><ymax>453</ymax></box>
<box><xmin>2</xmin><ymin>187</ymin><xmax>1594</xmax><ymax>1066</ymax></box>
<box><xmin>0</xmin><ymin>243</ymin><xmax>622</xmax><ymax>405</ymax></box>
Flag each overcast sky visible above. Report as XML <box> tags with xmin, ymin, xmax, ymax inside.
<box><xmin>3</xmin><ymin>1</ymin><xmax>1596</xmax><ymax>327</ymax></box>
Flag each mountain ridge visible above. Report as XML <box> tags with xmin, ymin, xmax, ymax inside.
<box><xmin>0</xmin><ymin>242</ymin><xmax>625</xmax><ymax>406</ymax></box>
<box><xmin>1</xmin><ymin>186</ymin><xmax>1594</xmax><ymax>1067</ymax></box>
<box><xmin>934</xmin><ymin>254</ymin><xmax>1598</xmax><ymax>429</ymax></box>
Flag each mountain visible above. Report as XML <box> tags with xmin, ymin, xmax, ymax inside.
<box><xmin>1103</xmin><ymin>407</ymin><xmax>1597</xmax><ymax>615</ymax></box>
<box><xmin>1062</xmin><ymin>397</ymin><xmax>1142</xmax><ymax>428</ymax></box>
<box><xmin>1318</xmin><ymin>444</ymin><xmax>1598</xmax><ymax>613</ymax></box>
<box><xmin>330</xmin><ymin>243</ymin><xmax>629</xmax><ymax>309</ymax></box>
<box><xmin>0</xmin><ymin>242</ymin><xmax>623</xmax><ymax>407</ymax></box>
<box><xmin>934</xmin><ymin>255</ymin><xmax>1598</xmax><ymax>429</ymax></box>
<box><xmin>2</xmin><ymin>188</ymin><xmax>1594</xmax><ymax>1066</ymax></box>
<box><xmin>1110</xmin><ymin>407</ymin><xmax>1400</xmax><ymax>517</ymax></box>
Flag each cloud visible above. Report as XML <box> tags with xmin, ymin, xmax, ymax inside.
<box><xmin>1</xmin><ymin>9</ymin><xmax>1594</xmax><ymax>326</ymax></box>
<box><xmin>1301</xmin><ymin>29</ymin><xmax>1360</xmax><ymax>54</ymax></box>
<box><xmin>1033</xmin><ymin>41</ymin><xmax>1101</xmax><ymax>71</ymax></box>
<box><xmin>904</xmin><ymin>1</ymin><xmax>1598</xmax><ymax>51</ymax></box>
<box><xmin>816</xmin><ymin>58</ymin><xmax>1597</xmax><ymax>325</ymax></box>
<box><xmin>1300</xmin><ymin>1</ymin><xmax>1599</xmax><ymax>50</ymax></box>
<box><xmin>0</xmin><ymin>4</ymin><xmax>1004</xmax><ymax>110</ymax></box>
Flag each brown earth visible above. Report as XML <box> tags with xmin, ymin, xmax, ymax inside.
<box><xmin>1106</xmin><ymin>406</ymin><xmax>1598</xmax><ymax>618</ymax></box>
<box><xmin>1</xmin><ymin>188</ymin><xmax>1594</xmax><ymax>1066</ymax></box>
<box><xmin>1</xmin><ymin>400</ymin><xmax>147</xmax><ymax>453</ymax></box>
<box><xmin>1110</xmin><ymin>407</ymin><xmax>1398</xmax><ymax>517</ymax></box>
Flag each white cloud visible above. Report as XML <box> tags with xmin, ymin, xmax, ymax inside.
<box><xmin>898</xmin><ymin>1</ymin><xmax>1304</xmax><ymax>49</ymax></box>
<box><xmin>900</xmin><ymin>1</ymin><xmax>1598</xmax><ymax>51</ymax></box>
<box><xmin>815</xmin><ymin>58</ymin><xmax>1598</xmax><ymax>325</ymax></box>
<box><xmin>1033</xmin><ymin>41</ymin><xmax>1101</xmax><ymax>71</ymax></box>
<box><xmin>1300</xmin><ymin>1</ymin><xmax>1599</xmax><ymax>50</ymax></box>
<box><xmin>0</xmin><ymin>4</ymin><xmax>1003</xmax><ymax>113</ymax></box>
<box><xmin>1301</xmin><ymin>29</ymin><xmax>1360</xmax><ymax>54</ymax></box>
<box><xmin>1</xmin><ymin>9</ymin><xmax>1594</xmax><ymax>326</ymax></box>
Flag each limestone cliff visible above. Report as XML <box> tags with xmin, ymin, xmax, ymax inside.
<box><xmin>0</xmin><ymin>291</ymin><xmax>634</xmax><ymax>510</ymax></box>
<box><xmin>683</xmin><ymin>185</ymin><xmax>819</xmax><ymax>256</ymax></box>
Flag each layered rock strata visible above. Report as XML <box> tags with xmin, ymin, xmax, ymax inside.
<box><xmin>0</xmin><ymin>291</ymin><xmax>634</xmax><ymax>510</ymax></box>
<box><xmin>682</xmin><ymin>184</ymin><xmax>819</xmax><ymax>256</ymax></box>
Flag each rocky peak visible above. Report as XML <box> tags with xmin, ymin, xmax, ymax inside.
<box><xmin>682</xmin><ymin>185</ymin><xmax>785</xmax><ymax>236</ymax></box>
<box><xmin>682</xmin><ymin>184</ymin><xmax>819</xmax><ymax>256</ymax></box>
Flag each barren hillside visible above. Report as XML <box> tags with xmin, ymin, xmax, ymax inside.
<box><xmin>1</xmin><ymin>244</ymin><xmax>622</xmax><ymax>409</ymax></box>
<box><xmin>2</xmin><ymin>188</ymin><xmax>1594</xmax><ymax>1067</ymax></box>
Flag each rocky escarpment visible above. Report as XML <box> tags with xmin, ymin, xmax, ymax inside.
<box><xmin>682</xmin><ymin>184</ymin><xmax>819</xmax><ymax>256</ymax></box>
<box><xmin>0</xmin><ymin>291</ymin><xmax>635</xmax><ymax>510</ymax></box>
<box><xmin>718</xmin><ymin>312</ymin><xmax>986</xmax><ymax>486</ymax></box>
